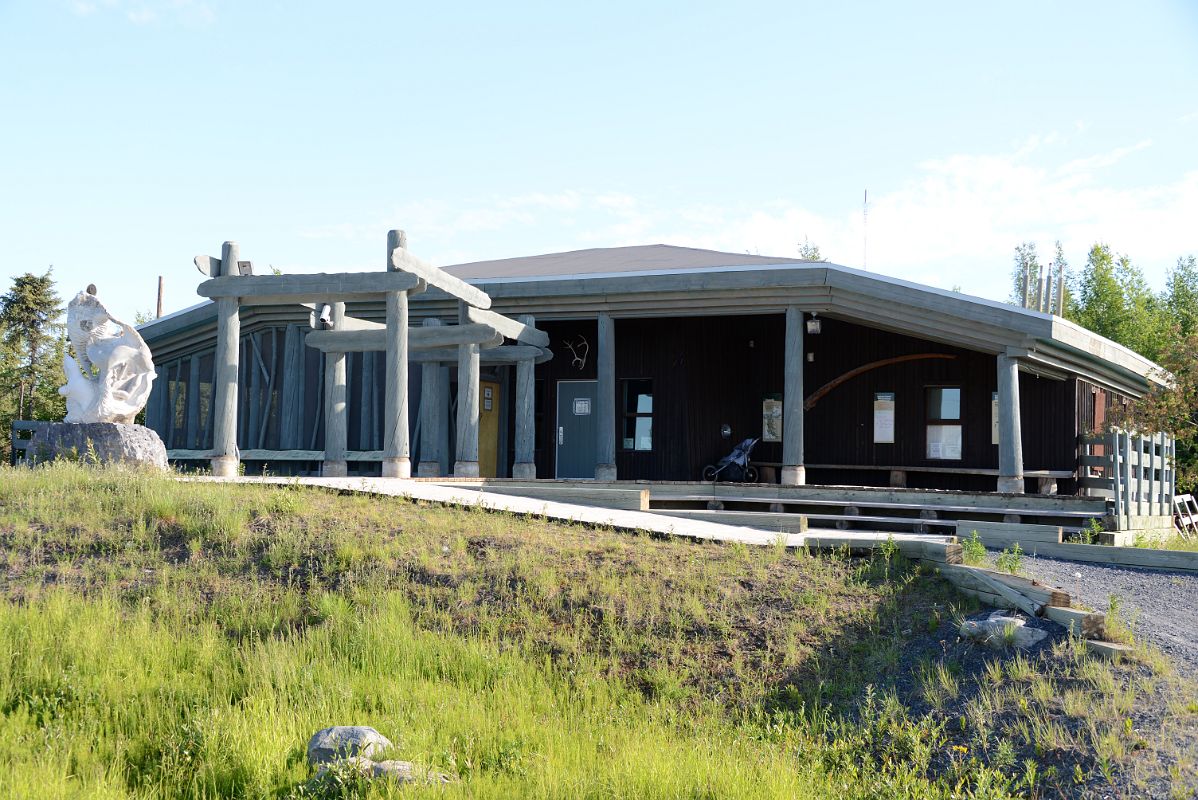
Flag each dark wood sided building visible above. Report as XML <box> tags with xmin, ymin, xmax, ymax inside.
<box><xmin>139</xmin><ymin>245</ymin><xmax>1165</xmax><ymax>497</ymax></box>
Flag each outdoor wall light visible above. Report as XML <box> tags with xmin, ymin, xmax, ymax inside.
<box><xmin>806</xmin><ymin>312</ymin><xmax>822</xmax><ymax>335</ymax></box>
<box><xmin>721</xmin><ymin>424</ymin><xmax>732</xmax><ymax>439</ymax></box>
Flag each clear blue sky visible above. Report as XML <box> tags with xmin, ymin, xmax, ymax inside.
<box><xmin>2</xmin><ymin>0</ymin><xmax>1196</xmax><ymax>322</ymax></box>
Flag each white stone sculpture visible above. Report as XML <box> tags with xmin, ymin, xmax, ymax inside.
<box><xmin>59</xmin><ymin>289</ymin><xmax>156</xmax><ymax>424</ymax></box>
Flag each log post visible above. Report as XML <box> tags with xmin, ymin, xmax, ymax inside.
<box><xmin>595</xmin><ymin>312</ymin><xmax>617</xmax><ymax>480</ymax></box>
<box><xmin>322</xmin><ymin>302</ymin><xmax>348</xmax><ymax>477</ymax></box>
<box><xmin>417</xmin><ymin>318</ymin><xmax>443</xmax><ymax>477</ymax></box>
<box><xmin>781</xmin><ymin>306</ymin><xmax>805</xmax><ymax>485</ymax></box>
<box><xmin>186</xmin><ymin>355</ymin><xmax>200</xmax><ymax>449</ymax></box>
<box><xmin>211</xmin><ymin>241</ymin><xmax>241</xmax><ymax>477</ymax></box>
<box><xmin>512</xmin><ymin>314</ymin><xmax>537</xmax><ymax>479</ymax></box>
<box><xmin>382</xmin><ymin>229</ymin><xmax>412</xmax><ymax>478</ymax></box>
<box><xmin>279</xmin><ymin>324</ymin><xmax>304</xmax><ymax>449</ymax></box>
<box><xmin>996</xmin><ymin>354</ymin><xmax>1024</xmax><ymax>494</ymax></box>
<box><xmin>454</xmin><ymin>302</ymin><xmax>481</xmax><ymax>477</ymax></box>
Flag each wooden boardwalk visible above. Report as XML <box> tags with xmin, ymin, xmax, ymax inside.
<box><xmin>189</xmin><ymin>475</ymin><xmax>956</xmax><ymax>554</ymax></box>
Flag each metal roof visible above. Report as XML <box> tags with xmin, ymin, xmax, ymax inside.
<box><xmin>443</xmin><ymin>244</ymin><xmax>808</xmax><ymax>280</ymax></box>
<box><xmin>138</xmin><ymin>244</ymin><xmax>1165</xmax><ymax>397</ymax></box>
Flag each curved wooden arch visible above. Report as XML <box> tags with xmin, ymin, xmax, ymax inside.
<box><xmin>804</xmin><ymin>353</ymin><xmax>958</xmax><ymax>410</ymax></box>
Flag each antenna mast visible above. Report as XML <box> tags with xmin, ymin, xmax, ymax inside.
<box><xmin>862</xmin><ymin>189</ymin><xmax>868</xmax><ymax>270</ymax></box>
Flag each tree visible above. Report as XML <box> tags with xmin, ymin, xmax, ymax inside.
<box><xmin>1010</xmin><ymin>242</ymin><xmax>1040</xmax><ymax>306</ymax></box>
<box><xmin>797</xmin><ymin>237</ymin><xmax>823</xmax><ymax>261</ymax></box>
<box><xmin>1165</xmin><ymin>255</ymin><xmax>1198</xmax><ymax>338</ymax></box>
<box><xmin>1070</xmin><ymin>244</ymin><xmax>1169</xmax><ymax>361</ymax></box>
<box><xmin>1124</xmin><ymin>331</ymin><xmax>1198</xmax><ymax>491</ymax></box>
<box><xmin>0</xmin><ymin>270</ymin><xmax>65</xmax><ymax>423</ymax></box>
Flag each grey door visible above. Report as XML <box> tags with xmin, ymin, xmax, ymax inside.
<box><xmin>556</xmin><ymin>380</ymin><xmax>598</xmax><ymax>479</ymax></box>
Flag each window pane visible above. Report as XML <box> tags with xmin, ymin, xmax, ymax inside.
<box><xmin>927</xmin><ymin>424</ymin><xmax>962</xmax><ymax>460</ymax></box>
<box><xmin>622</xmin><ymin>416</ymin><xmax>653</xmax><ymax>450</ymax></box>
<box><xmin>624</xmin><ymin>379</ymin><xmax>653</xmax><ymax>414</ymax></box>
<box><xmin>634</xmin><ymin>417</ymin><xmax>652</xmax><ymax>450</ymax></box>
<box><xmin>928</xmin><ymin>387</ymin><xmax>961</xmax><ymax>421</ymax></box>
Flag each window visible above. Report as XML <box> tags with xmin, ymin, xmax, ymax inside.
<box><xmin>926</xmin><ymin>387</ymin><xmax>962</xmax><ymax>460</ymax></box>
<box><xmin>621</xmin><ymin>379</ymin><xmax>653</xmax><ymax>451</ymax></box>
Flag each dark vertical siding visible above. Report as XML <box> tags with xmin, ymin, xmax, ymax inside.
<box><xmin>533</xmin><ymin>314</ymin><xmax>1082</xmax><ymax>487</ymax></box>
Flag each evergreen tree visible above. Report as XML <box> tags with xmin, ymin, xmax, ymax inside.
<box><xmin>0</xmin><ymin>271</ymin><xmax>65</xmax><ymax>424</ymax></box>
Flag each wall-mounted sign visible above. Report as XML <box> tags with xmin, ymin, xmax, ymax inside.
<box><xmin>873</xmin><ymin>392</ymin><xmax>895</xmax><ymax>443</ymax></box>
<box><xmin>762</xmin><ymin>395</ymin><xmax>782</xmax><ymax>442</ymax></box>
<box><xmin>484</xmin><ymin>386</ymin><xmax>493</xmax><ymax>412</ymax></box>
<box><xmin>573</xmin><ymin>398</ymin><xmax>591</xmax><ymax>416</ymax></box>
<box><xmin>991</xmin><ymin>392</ymin><xmax>999</xmax><ymax>445</ymax></box>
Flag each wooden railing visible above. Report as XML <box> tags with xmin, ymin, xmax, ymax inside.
<box><xmin>1078</xmin><ymin>430</ymin><xmax>1174</xmax><ymax>529</ymax></box>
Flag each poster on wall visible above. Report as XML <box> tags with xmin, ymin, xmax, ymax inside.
<box><xmin>991</xmin><ymin>392</ymin><xmax>999</xmax><ymax>445</ymax></box>
<box><xmin>762</xmin><ymin>394</ymin><xmax>782</xmax><ymax>442</ymax></box>
<box><xmin>873</xmin><ymin>392</ymin><xmax>895</xmax><ymax>443</ymax></box>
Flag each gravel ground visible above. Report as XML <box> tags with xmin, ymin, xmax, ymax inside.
<box><xmin>1022</xmin><ymin>554</ymin><xmax>1198</xmax><ymax>674</ymax></box>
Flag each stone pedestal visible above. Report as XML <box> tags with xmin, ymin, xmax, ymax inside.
<box><xmin>28</xmin><ymin>422</ymin><xmax>168</xmax><ymax>470</ymax></box>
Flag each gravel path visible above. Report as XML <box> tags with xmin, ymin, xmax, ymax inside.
<box><xmin>1022</xmin><ymin>554</ymin><xmax>1198</xmax><ymax>674</ymax></box>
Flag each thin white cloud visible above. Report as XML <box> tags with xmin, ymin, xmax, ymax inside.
<box><xmin>294</xmin><ymin>137</ymin><xmax>1197</xmax><ymax>303</ymax></box>
<box><xmin>68</xmin><ymin>0</ymin><xmax>214</xmax><ymax>26</ymax></box>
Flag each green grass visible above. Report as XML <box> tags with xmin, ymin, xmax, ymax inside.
<box><xmin>0</xmin><ymin>463</ymin><xmax>1193</xmax><ymax>798</ymax></box>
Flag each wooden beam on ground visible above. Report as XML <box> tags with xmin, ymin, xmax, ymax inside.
<box><xmin>391</xmin><ymin>248</ymin><xmax>492</xmax><ymax>309</ymax></box>
<box><xmin>971</xmin><ymin>569</ymin><xmax>1042</xmax><ymax>616</ymax></box>
<box><xmin>1043</xmin><ymin>606</ymin><xmax>1106</xmax><ymax>638</ymax></box>
<box><xmin>465</xmin><ymin>306</ymin><xmax>550</xmax><ymax>347</ymax></box>
<box><xmin>197</xmin><ymin>272</ymin><xmax>420</xmax><ymax>305</ymax></box>
<box><xmin>956</xmin><ymin>521</ymin><xmax>1064</xmax><ymax>548</ymax></box>
<box><xmin>1084</xmin><ymin>639</ymin><xmax>1133</xmax><ymax>661</ymax></box>
<box><xmin>305</xmin><ymin>323</ymin><xmax>501</xmax><ymax>353</ymax></box>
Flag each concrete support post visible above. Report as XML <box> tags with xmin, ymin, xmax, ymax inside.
<box><xmin>454</xmin><ymin>303</ymin><xmax>480</xmax><ymax>477</ymax></box>
<box><xmin>322</xmin><ymin>302</ymin><xmax>348</xmax><ymax>477</ymax></box>
<box><xmin>211</xmin><ymin>241</ymin><xmax>240</xmax><ymax>477</ymax></box>
<box><xmin>512</xmin><ymin>314</ymin><xmax>537</xmax><ymax>479</ymax></box>
<box><xmin>996</xmin><ymin>354</ymin><xmax>1024</xmax><ymax>494</ymax></box>
<box><xmin>595</xmin><ymin>312</ymin><xmax>617</xmax><ymax>480</ymax></box>
<box><xmin>417</xmin><ymin>318</ymin><xmax>443</xmax><ymax>477</ymax></box>
<box><xmin>382</xmin><ymin>229</ymin><xmax>411</xmax><ymax>478</ymax></box>
<box><xmin>781</xmin><ymin>306</ymin><xmax>805</xmax><ymax>486</ymax></box>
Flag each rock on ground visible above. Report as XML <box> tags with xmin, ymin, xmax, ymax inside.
<box><xmin>306</xmin><ymin>726</ymin><xmax>394</xmax><ymax>765</ymax></box>
<box><xmin>28</xmin><ymin>422</ymin><xmax>167</xmax><ymax>470</ymax></box>
<box><xmin>314</xmin><ymin>756</ymin><xmax>453</xmax><ymax>784</ymax></box>
<box><xmin>958</xmin><ymin>610</ymin><xmax>1048</xmax><ymax>650</ymax></box>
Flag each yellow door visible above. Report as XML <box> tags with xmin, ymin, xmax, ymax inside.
<box><xmin>479</xmin><ymin>379</ymin><xmax>501</xmax><ymax>478</ymax></box>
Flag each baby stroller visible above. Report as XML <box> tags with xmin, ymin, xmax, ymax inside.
<box><xmin>702</xmin><ymin>438</ymin><xmax>760</xmax><ymax>483</ymax></box>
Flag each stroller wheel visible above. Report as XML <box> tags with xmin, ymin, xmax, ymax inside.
<box><xmin>745</xmin><ymin>466</ymin><xmax>759</xmax><ymax>483</ymax></box>
<box><xmin>701</xmin><ymin>465</ymin><xmax>718</xmax><ymax>482</ymax></box>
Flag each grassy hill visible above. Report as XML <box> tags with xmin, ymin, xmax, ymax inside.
<box><xmin>0</xmin><ymin>464</ymin><xmax>1193</xmax><ymax>798</ymax></box>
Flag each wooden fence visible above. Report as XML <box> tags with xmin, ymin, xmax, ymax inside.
<box><xmin>1078</xmin><ymin>430</ymin><xmax>1174</xmax><ymax>530</ymax></box>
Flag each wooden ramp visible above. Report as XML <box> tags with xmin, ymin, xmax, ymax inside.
<box><xmin>187</xmin><ymin>476</ymin><xmax>957</xmax><ymax>556</ymax></box>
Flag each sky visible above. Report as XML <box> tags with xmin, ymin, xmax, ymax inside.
<box><xmin>1</xmin><ymin>0</ymin><xmax>1196</xmax><ymax>323</ymax></box>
